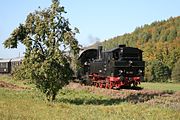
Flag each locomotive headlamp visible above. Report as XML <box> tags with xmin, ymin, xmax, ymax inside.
<box><xmin>119</xmin><ymin>70</ymin><xmax>123</xmax><ymax>75</ymax></box>
<box><xmin>129</xmin><ymin>60</ymin><xmax>133</xmax><ymax>64</ymax></box>
<box><xmin>129</xmin><ymin>60</ymin><xmax>133</xmax><ymax>67</ymax></box>
<box><xmin>119</xmin><ymin>70</ymin><xmax>123</xmax><ymax>73</ymax></box>
<box><xmin>138</xmin><ymin>69</ymin><xmax>143</xmax><ymax>74</ymax></box>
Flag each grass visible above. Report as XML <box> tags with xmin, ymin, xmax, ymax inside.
<box><xmin>0</xmin><ymin>75</ymin><xmax>180</xmax><ymax>120</ymax></box>
<box><xmin>1</xmin><ymin>88</ymin><xmax>180</xmax><ymax>120</ymax></box>
<box><xmin>0</xmin><ymin>74</ymin><xmax>33</xmax><ymax>88</ymax></box>
<box><xmin>140</xmin><ymin>82</ymin><xmax>180</xmax><ymax>91</ymax></box>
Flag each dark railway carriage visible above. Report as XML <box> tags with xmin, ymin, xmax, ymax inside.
<box><xmin>0</xmin><ymin>57</ymin><xmax>23</xmax><ymax>74</ymax></box>
<box><xmin>78</xmin><ymin>45</ymin><xmax>145</xmax><ymax>89</ymax></box>
<box><xmin>0</xmin><ymin>59</ymin><xmax>11</xmax><ymax>73</ymax></box>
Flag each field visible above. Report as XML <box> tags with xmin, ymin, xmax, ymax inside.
<box><xmin>140</xmin><ymin>82</ymin><xmax>180</xmax><ymax>91</ymax></box>
<box><xmin>0</xmin><ymin>75</ymin><xmax>180</xmax><ymax>120</ymax></box>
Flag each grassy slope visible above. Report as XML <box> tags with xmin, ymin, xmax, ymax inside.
<box><xmin>0</xmin><ymin>76</ymin><xmax>180</xmax><ymax>120</ymax></box>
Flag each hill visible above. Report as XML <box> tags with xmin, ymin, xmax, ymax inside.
<box><xmin>101</xmin><ymin>16</ymin><xmax>180</xmax><ymax>82</ymax></box>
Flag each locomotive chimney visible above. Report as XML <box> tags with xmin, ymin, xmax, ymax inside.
<box><xmin>119</xmin><ymin>44</ymin><xmax>126</xmax><ymax>48</ymax></box>
<box><xmin>98</xmin><ymin>46</ymin><xmax>103</xmax><ymax>60</ymax></box>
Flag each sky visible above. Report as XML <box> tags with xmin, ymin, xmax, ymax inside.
<box><xmin>0</xmin><ymin>0</ymin><xmax>179</xmax><ymax>58</ymax></box>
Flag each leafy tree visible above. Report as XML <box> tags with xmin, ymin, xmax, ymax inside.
<box><xmin>144</xmin><ymin>61</ymin><xmax>153</xmax><ymax>82</ymax></box>
<box><xmin>4</xmin><ymin>0</ymin><xmax>80</xmax><ymax>101</ymax></box>
<box><xmin>151</xmin><ymin>61</ymin><xmax>170</xmax><ymax>82</ymax></box>
<box><xmin>171</xmin><ymin>59</ymin><xmax>180</xmax><ymax>83</ymax></box>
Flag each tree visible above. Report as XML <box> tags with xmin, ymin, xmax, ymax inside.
<box><xmin>4</xmin><ymin>0</ymin><xmax>80</xmax><ymax>101</ymax></box>
<box><xmin>151</xmin><ymin>61</ymin><xmax>170</xmax><ymax>82</ymax></box>
<box><xmin>167</xmin><ymin>27</ymin><xmax>177</xmax><ymax>41</ymax></box>
<box><xmin>171</xmin><ymin>59</ymin><xmax>180</xmax><ymax>83</ymax></box>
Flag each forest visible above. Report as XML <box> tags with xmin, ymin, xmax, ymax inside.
<box><xmin>101</xmin><ymin>16</ymin><xmax>180</xmax><ymax>83</ymax></box>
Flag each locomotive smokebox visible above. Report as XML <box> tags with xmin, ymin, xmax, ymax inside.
<box><xmin>98</xmin><ymin>46</ymin><xmax>103</xmax><ymax>60</ymax></box>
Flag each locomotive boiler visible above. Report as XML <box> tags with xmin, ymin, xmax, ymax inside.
<box><xmin>77</xmin><ymin>45</ymin><xmax>145</xmax><ymax>89</ymax></box>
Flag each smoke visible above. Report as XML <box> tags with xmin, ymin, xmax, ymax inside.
<box><xmin>86</xmin><ymin>35</ymin><xmax>101</xmax><ymax>46</ymax></box>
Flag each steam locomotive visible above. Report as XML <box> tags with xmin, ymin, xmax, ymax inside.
<box><xmin>77</xmin><ymin>45</ymin><xmax>145</xmax><ymax>89</ymax></box>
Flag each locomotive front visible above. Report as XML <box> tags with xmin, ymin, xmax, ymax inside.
<box><xmin>104</xmin><ymin>45</ymin><xmax>145</xmax><ymax>88</ymax></box>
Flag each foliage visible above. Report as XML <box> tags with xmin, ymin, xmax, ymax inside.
<box><xmin>150</xmin><ymin>61</ymin><xmax>170</xmax><ymax>82</ymax></box>
<box><xmin>3</xmin><ymin>0</ymin><xmax>80</xmax><ymax>101</ymax></box>
<box><xmin>171</xmin><ymin>59</ymin><xmax>180</xmax><ymax>83</ymax></box>
<box><xmin>11</xmin><ymin>64</ymin><xmax>32</xmax><ymax>81</ymax></box>
<box><xmin>101</xmin><ymin>16</ymin><xmax>180</xmax><ymax>82</ymax></box>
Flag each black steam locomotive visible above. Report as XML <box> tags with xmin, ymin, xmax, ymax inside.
<box><xmin>77</xmin><ymin>45</ymin><xmax>145</xmax><ymax>89</ymax></box>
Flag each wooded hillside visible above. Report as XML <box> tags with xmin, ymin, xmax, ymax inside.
<box><xmin>101</xmin><ymin>16</ymin><xmax>180</xmax><ymax>82</ymax></box>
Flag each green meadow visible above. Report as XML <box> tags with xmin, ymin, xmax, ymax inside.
<box><xmin>0</xmin><ymin>75</ymin><xmax>180</xmax><ymax>120</ymax></box>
